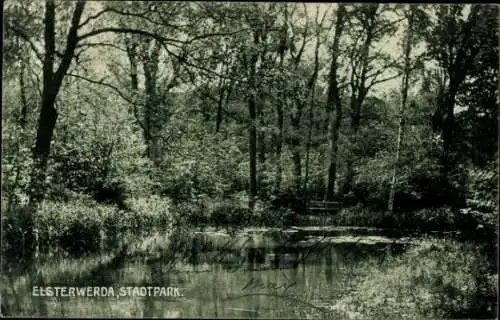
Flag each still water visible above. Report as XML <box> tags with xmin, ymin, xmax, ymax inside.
<box><xmin>2</xmin><ymin>227</ymin><xmax>415</xmax><ymax>318</ymax></box>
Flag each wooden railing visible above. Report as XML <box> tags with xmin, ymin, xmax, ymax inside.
<box><xmin>306</xmin><ymin>200</ymin><xmax>342</xmax><ymax>215</ymax></box>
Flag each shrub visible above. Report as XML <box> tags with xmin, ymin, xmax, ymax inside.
<box><xmin>172</xmin><ymin>194</ymin><xmax>213</xmax><ymax>226</ymax></box>
<box><xmin>2</xmin><ymin>195</ymin><xmax>173</xmax><ymax>258</ymax></box>
<box><xmin>463</xmin><ymin>163</ymin><xmax>498</xmax><ymax>230</ymax></box>
<box><xmin>333</xmin><ymin>206</ymin><xmax>487</xmax><ymax>234</ymax></box>
<box><xmin>125</xmin><ymin>195</ymin><xmax>173</xmax><ymax>232</ymax></box>
<box><xmin>210</xmin><ymin>193</ymin><xmax>251</xmax><ymax>226</ymax></box>
<box><xmin>160</xmin><ymin>134</ymin><xmax>247</xmax><ymax>202</ymax></box>
<box><xmin>2</xmin><ymin>199</ymin><xmax>112</xmax><ymax>257</ymax></box>
<box><xmin>172</xmin><ymin>192</ymin><xmax>286</xmax><ymax>227</ymax></box>
<box><xmin>40</xmin><ymin>199</ymin><xmax>115</xmax><ymax>255</ymax></box>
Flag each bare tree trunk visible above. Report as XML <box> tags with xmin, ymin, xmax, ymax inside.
<box><xmin>304</xmin><ymin>100</ymin><xmax>314</xmax><ymax>195</ymax></box>
<box><xmin>248</xmin><ymin>32</ymin><xmax>260</xmax><ymax>210</ymax></box>
<box><xmin>257</xmin><ymin>103</ymin><xmax>266</xmax><ymax>192</ymax></box>
<box><xmin>248</xmin><ymin>98</ymin><xmax>258</xmax><ymax>210</ymax></box>
<box><xmin>343</xmin><ymin>102</ymin><xmax>362</xmax><ymax>195</ymax></box>
<box><xmin>388</xmin><ymin>7</ymin><xmax>414</xmax><ymax>213</ymax></box>
<box><xmin>325</xmin><ymin>5</ymin><xmax>346</xmax><ymax>201</ymax></box>
<box><xmin>274</xmin><ymin>14</ymin><xmax>287</xmax><ymax>192</ymax></box>
<box><xmin>142</xmin><ymin>40</ymin><xmax>162</xmax><ymax>163</ymax></box>
<box><xmin>215</xmin><ymin>58</ymin><xmax>230</xmax><ymax>133</ymax></box>
<box><xmin>291</xmin><ymin>145</ymin><xmax>302</xmax><ymax>192</ymax></box>
<box><xmin>126</xmin><ymin>40</ymin><xmax>139</xmax><ymax>112</ymax></box>
<box><xmin>275</xmin><ymin>98</ymin><xmax>284</xmax><ymax>191</ymax></box>
<box><xmin>125</xmin><ymin>37</ymin><xmax>149</xmax><ymax>146</ymax></box>
<box><xmin>441</xmin><ymin>84</ymin><xmax>459</xmax><ymax>178</ymax></box>
<box><xmin>289</xmin><ymin>107</ymin><xmax>303</xmax><ymax>193</ymax></box>
<box><xmin>19</xmin><ymin>65</ymin><xmax>28</xmax><ymax>129</ymax></box>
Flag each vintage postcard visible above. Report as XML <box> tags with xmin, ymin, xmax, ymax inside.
<box><xmin>1</xmin><ymin>2</ymin><xmax>498</xmax><ymax>319</ymax></box>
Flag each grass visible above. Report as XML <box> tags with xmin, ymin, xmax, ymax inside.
<box><xmin>328</xmin><ymin>238</ymin><xmax>498</xmax><ymax>320</ymax></box>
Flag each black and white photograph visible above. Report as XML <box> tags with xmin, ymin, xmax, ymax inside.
<box><xmin>1</xmin><ymin>2</ymin><xmax>498</xmax><ymax>319</ymax></box>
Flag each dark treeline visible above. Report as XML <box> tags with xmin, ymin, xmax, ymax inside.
<box><xmin>2</xmin><ymin>2</ymin><xmax>498</xmax><ymax>259</ymax></box>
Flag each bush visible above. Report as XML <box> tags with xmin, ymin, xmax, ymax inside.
<box><xmin>125</xmin><ymin>195</ymin><xmax>173</xmax><ymax>232</ymax></box>
<box><xmin>172</xmin><ymin>192</ymin><xmax>289</xmax><ymax>228</ymax></box>
<box><xmin>2</xmin><ymin>199</ymin><xmax>111</xmax><ymax>257</ymax></box>
<box><xmin>463</xmin><ymin>163</ymin><xmax>498</xmax><ymax>230</ymax></box>
<box><xmin>334</xmin><ymin>205</ymin><xmax>493</xmax><ymax>234</ymax></box>
<box><xmin>160</xmin><ymin>134</ymin><xmax>247</xmax><ymax>202</ymax></box>
<box><xmin>172</xmin><ymin>194</ymin><xmax>213</xmax><ymax>226</ymax></box>
<box><xmin>2</xmin><ymin>195</ymin><xmax>173</xmax><ymax>258</ymax></box>
<box><xmin>211</xmin><ymin>198</ymin><xmax>251</xmax><ymax>226</ymax></box>
<box><xmin>331</xmin><ymin>239</ymin><xmax>497</xmax><ymax>319</ymax></box>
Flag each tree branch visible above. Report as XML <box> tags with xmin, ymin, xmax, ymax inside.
<box><xmin>67</xmin><ymin>73</ymin><xmax>135</xmax><ymax>104</ymax></box>
<box><xmin>51</xmin><ymin>0</ymin><xmax>86</xmax><ymax>96</ymax></box>
<box><xmin>76</xmin><ymin>42</ymin><xmax>128</xmax><ymax>53</ymax></box>
<box><xmin>92</xmin><ymin>6</ymin><xmax>188</xmax><ymax>31</ymax></box>
<box><xmin>8</xmin><ymin>24</ymin><xmax>43</xmax><ymax>63</ymax></box>
<box><xmin>78</xmin><ymin>7</ymin><xmax>112</xmax><ymax>29</ymax></box>
<box><xmin>367</xmin><ymin>72</ymin><xmax>401</xmax><ymax>90</ymax></box>
<box><xmin>67</xmin><ymin>72</ymin><xmax>170</xmax><ymax>146</ymax></box>
<box><xmin>293</xmin><ymin>5</ymin><xmax>309</xmax><ymax>65</ymax></box>
<box><xmin>78</xmin><ymin>27</ymin><xmax>185</xmax><ymax>44</ymax></box>
<box><xmin>78</xmin><ymin>26</ymin><xmax>254</xmax><ymax>47</ymax></box>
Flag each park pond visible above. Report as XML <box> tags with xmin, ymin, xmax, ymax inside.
<box><xmin>1</xmin><ymin>226</ymin><xmax>496</xmax><ymax>319</ymax></box>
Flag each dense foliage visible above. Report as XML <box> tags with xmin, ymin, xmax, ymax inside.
<box><xmin>1</xmin><ymin>2</ymin><xmax>498</xmax><ymax>258</ymax></box>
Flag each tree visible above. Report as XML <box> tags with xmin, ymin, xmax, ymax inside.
<box><xmin>342</xmin><ymin>4</ymin><xmax>400</xmax><ymax>194</ymax></box>
<box><xmin>304</xmin><ymin>5</ymin><xmax>329</xmax><ymax>198</ymax></box>
<box><xmin>387</xmin><ymin>5</ymin><xmax>426</xmax><ymax>212</ymax></box>
<box><xmin>427</xmin><ymin>5</ymin><xmax>494</xmax><ymax>178</ymax></box>
<box><xmin>21</xmin><ymin>0</ymin><xmax>86</xmax><ymax>260</ymax></box>
<box><xmin>324</xmin><ymin>4</ymin><xmax>347</xmax><ymax>201</ymax></box>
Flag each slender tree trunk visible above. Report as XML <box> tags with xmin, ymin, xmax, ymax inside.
<box><xmin>292</xmin><ymin>145</ymin><xmax>302</xmax><ymax>192</ymax></box>
<box><xmin>275</xmin><ymin>99</ymin><xmax>284</xmax><ymax>190</ymax></box>
<box><xmin>274</xmin><ymin>41</ymin><xmax>286</xmax><ymax>191</ymax></box>
<box><xmin>343</xmin><ymin>100</ymin><xmax>363</xmax><ymax>194</ymax></box>
<box><xmin>215</xmin><ymin>88</ymin><xmax>224</xmax><ymax>133</ymax></box>
<box><xmin>248</xmin><ymin>33</ymin><xmax>259</xmax><ymax>210</ymax></box>
<box><xmin>304</xmin><ymin>5</ymin><xmax>329</xmax><ymax>198</ymax></box>
<box><xmin>289</xmin><ymin>108</ymin><xmax>303</xmax><ymax>192</ymax></box>
<box><xmin>142</xmin><ymin>40</ymin><xmax>161</xmax><ymax>162</ymax></box>
<box><xmin>19</xmin><ymin>65</ymin><xmax>28</xmax><ymax>128</ymax></box>
<box><xmin>126</xmin><ymin>41</ymin><xmax>139</xmax><ymax>113</ymax></box>
<box><xmin>222</xmin><ymin>79</ymin><xmax>234</xmax><ymax>132</ymax></box>
<box><xmin>125</xmin><ymin>38</ymin><xmax>146</xmax><ymax>148</ymax></box>
<box><xmin>325</xmin><ymin>5</ymin><xmax>346</xmax><ymax>201</ymax></box>
<box><xmin>303</xmin><ymin>94</ymin><xmax>314</xmax><ymax>196</ymax></box>
<box><xmin>257</xmin><ymin>102</ymin><xmax>266</xmax><ymax>192</ymax></box>
<box><xmin>215</xmin><ymin>60</ymin><xmax>229</xmax><ymax>133</ymax></box>
<box><xmin>248</xmin><ymin>97</ymin><xmax>258</xmax><ymax>209</ymax></box>
<box><xmin>303</xmin><ymin>9</ymin><xmax>324</xmax><ymax>195</ymax></box>
<box><xmin>441</xmin><ymin>85</ymin><xmax>458</xmax><ymax>178</ymax></box>
<box><xmin>388</xmin><ymin>8</ymin><xmax>414</xmax><ymax>213</ymax></box>
<box><xmin>387</xmin><ymin>102</ymin><xmax>406</xmax><ymax>212</ymax></box>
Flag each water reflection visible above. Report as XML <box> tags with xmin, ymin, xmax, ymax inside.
<box><xmin>130</xmin><ymin>228</ymin><xmax>411</xmax><ymax>318</ymax></box>
<box><xmin>2</xmin><ymin>227</ymin><xmax>412</xmax><ymax>318</ymax></box>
